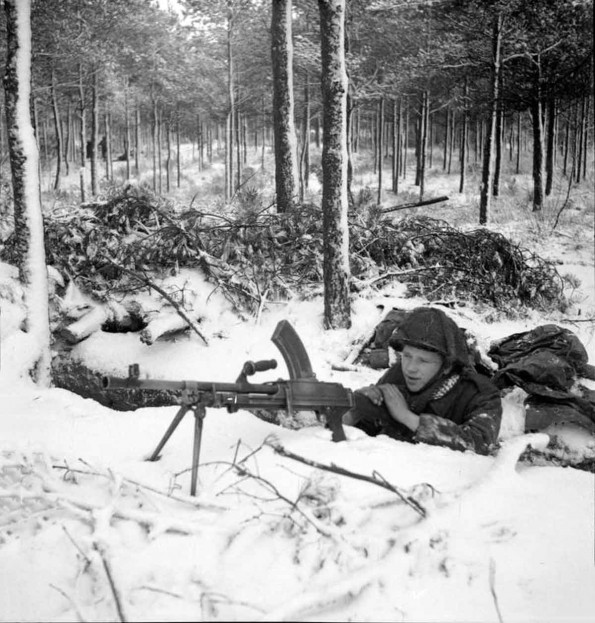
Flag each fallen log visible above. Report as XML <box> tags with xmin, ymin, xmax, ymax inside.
<box><xmin>103</xmin><ymin>260</ymin><xmax>210</xmax><ymax>346</ymax></box>
<box><xmin>140</xmin><ymin>311</ymin><xmax>196</xmax><ymax>345</ymax></box>
<box><xmin>381</xmin><ymin>195</ymin><xmax>449</xmax><ymax>214</ymax></box>
<box><xmin>58</xmin><ymin>301</ymin><xmax>145</xmax><ymax>344</ymax></box>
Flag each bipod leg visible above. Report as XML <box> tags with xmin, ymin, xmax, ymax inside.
<box><xmin>148</xmin><ymin>404</ymin><xmax>191</xmax><ymax>462</ymax></box>
<box><xmin>190</xmin><ymin>404</ymin><xmax>206</xmax><ymax>497</ymax></box>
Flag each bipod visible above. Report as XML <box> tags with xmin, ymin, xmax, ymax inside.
<box><xmin>147</xmin><ymin>400</ymin><xmax>207</xmax><ymax>497</ymax></box>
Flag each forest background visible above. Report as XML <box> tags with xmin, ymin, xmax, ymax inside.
<box><xmin>1</xmin><ymin>0</ymin><xmax>593</xmax><ymax>378</ymax></box>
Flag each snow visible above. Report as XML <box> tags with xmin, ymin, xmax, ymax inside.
<box><xmin>1</xmin><ymin>155</ymin><xmax>595</xmax><ymax>622</ymax></box>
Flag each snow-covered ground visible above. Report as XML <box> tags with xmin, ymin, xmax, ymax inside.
<box><xmin>1</xmin><ymin>156</ymin><xmax>594</xmax><ymax>622</ymax></box>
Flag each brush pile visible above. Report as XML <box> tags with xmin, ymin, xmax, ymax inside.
<box><xmin>1</xmin><ymin>185</ymin><xmax>567</xmax><ymax>315</ymax></box>
<box><xmin>354</xmin><ymin>214</ymin><xmax>566</xmax><ymax>311</ymax></box>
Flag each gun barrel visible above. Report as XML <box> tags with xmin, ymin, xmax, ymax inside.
<box><xmin>102</xmin><ymin>375</ymin><xmax>280</xmax><ymax>396</ymax></box>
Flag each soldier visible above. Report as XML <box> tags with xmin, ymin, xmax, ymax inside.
<box><xmin>343</xmin><ymin>307</ymin><xmax>502</xmax><ymax>455</ymax></box>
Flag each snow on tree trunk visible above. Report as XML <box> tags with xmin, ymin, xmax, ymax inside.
<box><xmin>3</xmin><ymin>0</ymin><xmax>51</xmax><ymax>386</ymax></box>
<box><xmin>318</xmin><ymin>0</ymin><xmax>351</xmax><ymax>330</ymax></box>
<box><xmin>271</xmin><ymin>0</ymin><xmax>299</xmax><ymax>213</ymax></box>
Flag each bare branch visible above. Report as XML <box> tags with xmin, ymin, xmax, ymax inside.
<box><xmin>266</xmin><ymin>438</ymin><xmax>427</xmax><ymax>518</ymax></box>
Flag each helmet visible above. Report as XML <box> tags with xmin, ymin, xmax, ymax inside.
<box><xmin>389</xmin><ymin>307</ymin><xmax>470</xmax><ymax>368</ymax></box>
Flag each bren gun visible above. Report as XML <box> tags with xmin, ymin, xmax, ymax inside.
<box><xmin>102</xmin><ymin>320</ymin><xmax>353</xmax><ymax>495</ymax></box>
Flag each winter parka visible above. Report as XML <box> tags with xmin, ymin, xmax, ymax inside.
<box><xmin>352</xmin><ymin>307</ymin><xmax>502</xmax><ymax>455</ymax></box>
<box><xmin>353</xmin><ymin>364</ymin><xmax>503</xmax><ymax>455</ymax></box>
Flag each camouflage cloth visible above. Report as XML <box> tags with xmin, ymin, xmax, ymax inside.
<box><xmin>352</xmin><ymin>363</ymin><xmax>502</xmax><ymax>455</ymax></box>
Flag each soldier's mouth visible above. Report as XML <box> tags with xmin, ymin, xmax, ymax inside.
<box><xmin>405</xmin><ymin>376</ymin><xmax>421</xmax><ymax>386</ymax></box>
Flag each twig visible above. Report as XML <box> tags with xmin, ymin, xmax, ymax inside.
<box><xmin>51</xmin><ymin>463</ymin><xmax>226</xmax><ymax>511</ymax></box>
<box><xmin>61</xmin><ymin>525</ymin><xmax>92</xmax><ymax>565</ymax></box>
<box><xmin>266</xmin><ymin>438</ymin><xmax>426</xmax><ymax>518</ymax></box>
<box><xmin>225</xmin><ymin>460</ymin><xmax>340</xmax><ymax>537</ymax></box>
<box><xmin>51</xmin><ymin>489</ymin><xmax>219</xmax><ymax>536</ymax></box>
<box><xmin>489</xmin><ymin>558</ymin><xmax>504</xmax><ymax>623</ymax></box>
<box><xmin>354</xmin><ymin>265</ymin><xmax>440</xmax><ymax>289</ymax></box>
<box><xmin>93</xmin><ymin>542</ymin><xmax>127</xmax><ymax>623</ymax></box>
<box><xmin>259</xmin><ymin>561</ymin><xmax>384</xmax><ymax>622</ymax></box>
<box><xmin>49</xmin><ymin>584</ymin><xmax>89</xmax><ymax>623</ymax></box>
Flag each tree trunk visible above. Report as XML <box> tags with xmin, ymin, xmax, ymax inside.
<box><xmin>225</xmin><ymin>7</ymin><xmax>234</xmax><ymax>200</ymax></box>
<box><xmin>392</xmin><ymin>98</ymin><xmax>401</xmax><ymax>193</ymax></box>
<box><xmin>373</xmin><ymin>109</ymin><xmax>379</xmax><ymax>174</ymax></box>
<box><xmin>493</xmin><ymin>89</ymin><xmax>503</xmax><ymax>197</ymax></box>
<box><xmin>166</xmin><ymin>121</ymin><xmax>171</xmax><ymax>192</ymax></box>
<box><xmin>78</xmin><ymin>64</ymin><xmax>86</xmax><ymax>202</ymax></box>
<box><xmin>261</xmin><ymin>98</ymin><xmax>266</xmax><ymax>169</ymax></box>
<box><xmin>530</xmin><ymin>97</ymin><xmax>544</xmax><ymax>211</ymax></box>
<box><xmin>90</xmin><ymin>69</ymin><xmax>99</xmax><ymax>196</ymax></box>
<box><xmin>3</xmin><ymin>0</ymin><xmax>51</xmax><ymax>385</ymax></box>
<box><xmin>530</xmin><ymin>57</ymin><xmax>544</xmax><ymax>212</ymax></box>
<box><xmin>176</xmin><ymin>108</ymin><xmax>181</xmax><ymax>188</ymax></box>
<box><xmin>353</xmin><ymin>106</ymin><xmax>359</xmax><ymax>153</ymax></box>
<box><xmin>545</xmin><ymin>98</ymin><xmax>556</xmax><ymax>195</ymax></box>
<box><xmin>479</xmin><ymin>12</ymin><xmax>502</xmax><ymax>225</ymax></box>
<box><xmin>459</xmin><ymin>77</ymin><xmax>469</xmax><ymax>193</ymax></box>
<box><xmin>152</xmin><ymin>99</ymin><xmax>158</xmax><ymax>191</ymax></box>
<box><xmin>50</xmin><ymin>69</ymin><xmax>62</xmax><ymax>191</ymax></box>
<box><xmin>418</xmin><ymin>91</ymin><xmax>429</xmax><ymax>200</ymax></box>
<box><xmin>562</xmin><ymin>107</ymin><xmax>570</xmax><ymax>177</ymax></box>
<box><xmin>582</xmin><ymin>93</ymin><xmax>590</xmax><ymax>180</ymax></box>
<box><xmin>515</xmin><ymin>111</ymin><xmax>521</xmax><ymax>174</ymax></box>
<box><xmin>104</xmin><ymin>110</ymin><xmax>113</xmax><ymax>181</ymax></box>
<box><xmin>576</xmin><ymin>93</ymin><xmax>587</xmax><ymax>183</ymax></box>
<box><xmin>403</xmin><ymin>103</ymin><xmax>408</xmax><ymax>177</ymax></box>
<box><xmin>318</xmin><ymin>0</ymin><xmax>351</xmax><ymax>330</ymax></box>
<box><xmin>157</xmin><ymin>109</ymin><xmax>163</xmax><ymax>194</ymax></box>
<box><xmin>447</xmin><ymin>108</ymin><xmax>455</xmax><ymax>174</ymax></box>
<box><xmin>235</xmin><ymin>106</ymin><xmax>242</xmax><ymax>189</ymax></box>
<box><xmin>443</xmin><ymin>107</ymin><xmax>450</xmax><ymax>171</ymax></box>
<box><xmin>270</xmin><ymin>0</ymin><xmax>299</xmax><ymax>211</ymax></box>
<box><xmin>299</xmin><ymin>71</ymin><xmax>311</xmax><ymax>201</ymax></box>
<box><xmin>64</xmin><ymin>102</ymin><xmax>71</xmax><ymax>176</ymax></box>
<box><xmin>428</xmin><ymin>113</ymin><xmax>434</xmax><ymax>169</ymax></box>
<box><xmin>376</xmin><ymin>97</ymin><xmax>384</xmax><ymax>204</ymax></box>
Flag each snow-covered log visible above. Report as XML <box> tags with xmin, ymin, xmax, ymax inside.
<box><xmin>140</xmin><ymin>311</ymin><xmax>193</xmax><ymax>345</ymax></box>
<box><xmin>58</xmin><ymin>300</ymin><xmax>145</xmax><ymax>344</ymax></box>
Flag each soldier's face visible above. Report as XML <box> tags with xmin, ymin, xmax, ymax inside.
<box><xmin>400</xmin><ymin>345</ymin><xmax>445</xmax><ymax>392</ymax></box>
